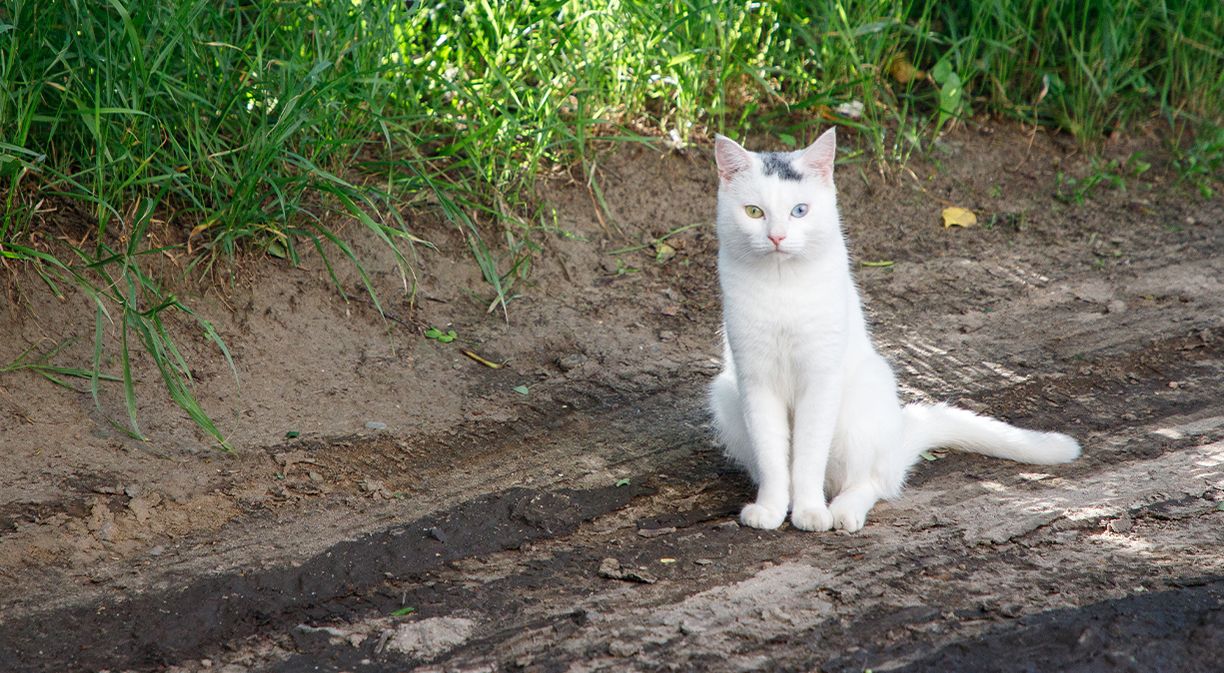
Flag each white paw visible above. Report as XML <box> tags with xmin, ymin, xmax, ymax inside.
<box><xmin>790</xmin><ymin>506</ymin><xmax>834</xmax><ymax>532</ymax></box>
<box><xmin>829</xmin><ymin>501</ymin><xmax>868</xmax><ymax>532</ymax></box>
<box><xmin>739</xmin><ymin>503</ymin><xmax>786</xmax><ymax>529</ymax></box>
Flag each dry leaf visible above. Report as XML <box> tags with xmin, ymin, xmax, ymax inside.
<box><xmin>889</xmin><ymin>53</ymin><xmax>925</xmax><ymax>84</ymax></box>
<box><xmin>942</xmin><ymin>206</ymin><xmax>978</xmax><ymax>228</ymax></box>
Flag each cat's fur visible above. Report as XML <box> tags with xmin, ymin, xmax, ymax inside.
<box><xmin>709</xmin><ymin>129</ymin><xmax>1080</xmax><ymax>532</ymax></box>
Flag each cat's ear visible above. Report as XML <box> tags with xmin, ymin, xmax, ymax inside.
<box><xmin>800</xmin><ymin>127</ymin><xmax>837</xmax><ymax>185</ymax></box>
<box><xmin>715</xmin><ymin>134</ymin><xmax>752</xmax><ymax>182</ymax></box>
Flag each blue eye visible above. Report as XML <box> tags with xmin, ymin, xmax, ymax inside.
<box><xmin>791</xmin><ymin>203</ymin><xmax>809</xmax><ymax>218</ymax></box>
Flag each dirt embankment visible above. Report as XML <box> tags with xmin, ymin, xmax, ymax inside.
<box><xmin>1</xmin><ymin>125</ymin><xmax>1222</xmax><ymax>672</ymax></box>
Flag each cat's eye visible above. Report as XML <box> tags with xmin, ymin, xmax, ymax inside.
<box><xmin>744</xmin><ymin>205</ymin><xmax>765</xmax><ymax>219</ymax></box>
<box><xmin>791</xmin><ymin>203</ymin><xmax>809</xmax><ymax>218</ymax></box>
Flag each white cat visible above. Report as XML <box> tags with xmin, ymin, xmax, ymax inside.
<box><xmin>708</xmin><ymin>129</ymin><xmax>1080</xmax><ymax>532</ymax></box>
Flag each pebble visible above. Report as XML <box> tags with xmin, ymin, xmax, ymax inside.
<box><xmin>608</xmin><ymin>640</ymin><xmax>641</xmax><ymax>657</ymax></box>
<box><xmin>557</xmin><ymin>353</ymin><xmax>587</xmax><ymax>372</ymax></box>
<box><xmin>1106</xmin><ymin>299</ymin><xmax>1127</xmax><ymax>314</ymax></box>
<box><xmin>365</xmin><ymin>421</ymin><xmax>388</xmax><ymax>431</ymax></box>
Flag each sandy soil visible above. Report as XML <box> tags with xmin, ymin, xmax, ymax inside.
<box><xmin>1</xmin><ymin>123</ymin><xmax>1222</xmax><ymax>673</ymax></box>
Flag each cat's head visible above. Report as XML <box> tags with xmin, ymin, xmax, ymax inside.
<box><xmin>714</xmin><ymin>129</ymin><xmax>839</xmax><ymax>261</ymax></box>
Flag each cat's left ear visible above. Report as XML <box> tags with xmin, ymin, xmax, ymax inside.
<box><xmin>800</xmin><ymin>127</ymin><xmax>837</xmax><ymax>185</ymax></box>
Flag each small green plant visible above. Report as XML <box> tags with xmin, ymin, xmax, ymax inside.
<box><xmin>1056</xmin><ymin>154</ymin><xmax>1151</xmax><ymax>204</ymax></box>
<box><xmin>1172</xmin><ymin>127</ymin><xmax>1224</xmax><ymax>199</ymax></box>
<box><xmin>425</xmin><ymin>328</ymin><xmax>458</xmax><ymax>344</ymax></box>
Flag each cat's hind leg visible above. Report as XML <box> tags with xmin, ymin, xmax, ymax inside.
<box><xmin>709</xmin><ymin>369</ymin><xmax>757</xmax><ymax>483</ymax></box>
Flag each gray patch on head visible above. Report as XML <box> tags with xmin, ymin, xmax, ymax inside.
<box><xmin>759</xmin><ymin>152</ymin><xmax>803</xmax><ymax>181</ymax></box>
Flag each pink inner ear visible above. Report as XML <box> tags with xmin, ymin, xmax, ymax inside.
<box><xmin>801</xmin><ymin>128</ymin><xmax>836</xmax><ymax>182</ymax></box>
<box><xmin>715</xmin><ymin>134</ymin><xmax>751</xmax><ymax>181</ymax></box>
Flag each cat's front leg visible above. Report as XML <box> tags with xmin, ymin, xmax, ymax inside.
<box><xmin>789</xmin><ymin>379</ymin><xmax>842</xmax><ymax>531</ymax></box>
<box><xmin>739</xmin><ymin>384</ymin><xmax>791</xmax><ymax>529</ymax></box>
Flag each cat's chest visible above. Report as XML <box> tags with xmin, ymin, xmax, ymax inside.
<box><xmin>721</xmin><ymin>266</ymin><xmax>848</xmax><ymax>372</ymax></box>
<box><xmin>722</xmin><ymin>265</ymin><xmax>845</xmax><ymax>325</ymax></box>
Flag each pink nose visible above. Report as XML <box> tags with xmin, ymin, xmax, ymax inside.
<box><xmin>768</xmin><ymin>233</ymin><xmax>786</xmax><ymax>248</ymax></box>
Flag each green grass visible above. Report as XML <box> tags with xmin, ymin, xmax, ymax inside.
<box><xmin>1</xmin><ymin>0</ymin><xmax>1220</xmax><ymax>448</ymax></box>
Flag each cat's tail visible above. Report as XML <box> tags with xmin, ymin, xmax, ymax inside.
<box><xmin>901</xmin><ymin>403</ymin><xmax>1080</xmax><ymax>465</ymax></box>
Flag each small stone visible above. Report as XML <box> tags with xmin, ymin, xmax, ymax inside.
<box><xmin>693</xmin><ymin>558</ymin><xmax>713</xmax><ymax>566</ymax></box>
<box><xmin>998</xmin><ymin>603</ymin><xmax>1023</xmax><ymax>618</ymax></box>
<box><xmin>1106</xmin><ymin>299</ymin><xmax>1127</xmax><ymax>314</ymax></box>
<box><xmin>384</xmin><ymin>617</ymin><xmax>475</xmax><ymax>658</ymax></box>
<box><xmin>199</xmin><ymin>660</ymin><xmax>213</xmax><ymax>669</ymax></box>
<box><xmin>557</xmin><ymin>353</ymin><xmax>587</xmax><ymax>372</ymax></box>
<box><xmin>365</xmin><ymin>421</ymin><xmax>388</xmax><ymax>431</ymax></box>
<box><xmin>636</xmin><ymin>526</ymin><xmax>676</xmax><ymax>539</ymax></box>
<box><xmin>308</xmin><ymin>471</ymin><xmax>323</xmax><ymax>482</ymax></box>
<box><xmin>598</xmin><ymin>557</ymin><xmax>622</xmax><ymax>578</ymax></box>
<box><xmin>1167</xmin><ymin>381</ymin><xmax>1180</xmax><ymax>389</ymax></box>
<box><xmin>427</xmin><ymin>527</ymin><xmax>447</xmax><ymax>543</ymax></box>
<box><xmin>658</xmin><ymin>330</ymin><xmax>676</xmax><ymax>341</ymax></box>
<box><xmin>608</xmin><ymin>640</ymin><xmax>641</xmax><ymax>657</ymax></box>
<box><xmin>148</xmin><ymin>545</ymin><xmax>165</xmax><ymax>557</ymax></box>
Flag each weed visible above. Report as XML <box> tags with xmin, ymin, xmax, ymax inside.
<box><xmin>1171</xmin><ymin>126</ymin><xmax>1224</xmax><ymax>199</ymax></box>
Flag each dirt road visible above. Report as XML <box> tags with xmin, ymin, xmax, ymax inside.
<box><xmin>1</xmin><ymin>127</ymin><xmax>1221</xmax><ymax>672</ymax></box>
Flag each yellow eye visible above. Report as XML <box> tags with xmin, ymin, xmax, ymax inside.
<box><xmin>744</xmin><ymin>205</ymin><xmax>764</xmax><ymax>219</ymax></box>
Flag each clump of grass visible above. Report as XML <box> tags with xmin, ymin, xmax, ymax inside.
<box><xmin>1</xmin><ymin>0</ymin><xmax>1219</xmax><ymax>448</ymax></box>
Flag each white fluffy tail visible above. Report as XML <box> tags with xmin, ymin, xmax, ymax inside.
<box><xmin>902</xmin><ymin>403</ymin><xmax>1080</xmax><ymax>465</ymax></box>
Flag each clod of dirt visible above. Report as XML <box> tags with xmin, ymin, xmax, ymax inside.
<box><xmin>127</xmin><ymin>493</ymin><xmax>161</xmax><ymax>523</ymax></box>
<box><xmin>1108</xmin><ymin>513</ymin><xmax>1134</xmax><ymax>534</ymax></box>
<box><xmin>384</xmin><ymin>616</ymin><xmax>476</xmax><ymax>659</ymax></box>
<box><xmin>358</xmin><ymin>478</ymin><xmax>393</xmax><ymax>499</ymax></box>
<box><xmin>608</xmin><ymin>639</ymin><xmax>642</xmax><ymax>657</ymax></box>
<box><xmin>598</xmin><ymin>558</ymin><xmax>657</xmax><ymax>584</ymax></box>
<box><xmin>273</xmin><ymin>451</ymin><xmax>314</xmax><ymax>468</ymax></box>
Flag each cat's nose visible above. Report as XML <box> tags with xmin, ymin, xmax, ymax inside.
<box><xmin>768</xmin><ymin>233</ymin><xmax>786</xmax><ymax>248</ymax></box>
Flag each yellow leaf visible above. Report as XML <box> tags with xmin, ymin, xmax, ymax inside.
<box><xmin>655</xmin><ymin>241</ymin><xmax>676</xmax><ymax>263</ymax></box>
<box><xmin>941</xmin><ymin>207</ymin><xmax>978</xmax><ymax>228</ymax></box>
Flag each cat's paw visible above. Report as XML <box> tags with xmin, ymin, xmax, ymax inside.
<box><xmin>790</xmin><ymin>506</ymin><xmax>834</xmax><ymax>532</ymax></box>
<box><xmin>829</xmin><ymin>501</ymin><xmax>868</xmax><ymax>532</ymax></box>
<box><xmin>739</xmin><ymin>503</ymin><xmax>786</xmax><ymax>529</ymax></box>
